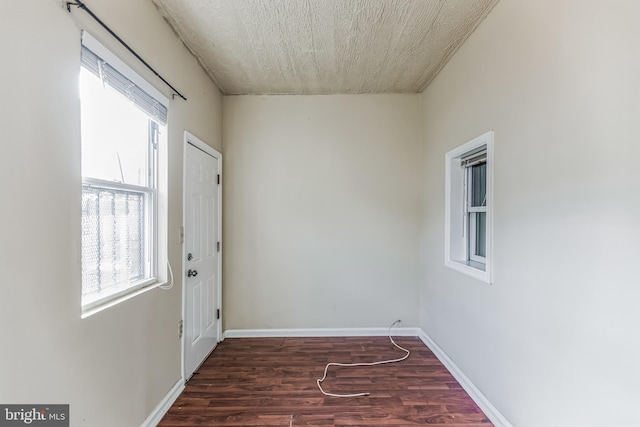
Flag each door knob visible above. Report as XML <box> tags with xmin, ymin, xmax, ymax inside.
<box><xmin>187</xmin><ymin>269</ymin><xmax>198</xmax><ymax>277</ymax></box>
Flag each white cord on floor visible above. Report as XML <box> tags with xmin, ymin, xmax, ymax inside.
<box><xmin>316</xmin><ymin>320</ymin><xmax>410</xmax><ymax>398</ymax></box>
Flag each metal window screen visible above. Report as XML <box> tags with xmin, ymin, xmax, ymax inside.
<box><xmin>81</xmin><ymin>185</ymin><xmax>147</xmax><ymax>300</ymax></box>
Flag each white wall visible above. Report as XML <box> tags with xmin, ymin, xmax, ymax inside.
<box><xmin>223</xmin><ymin>95</ymin><xmax>421</xmax><ymax>330</ymax></box>
<box><xmin>419</xmin><ymin>0</ymin><xmax>640</xmax><ymax>425</ymax></box>
<box><xmin>0</xmin><ymin>1</ymin><xmax>221</xmax><ymax>425</ymax></box>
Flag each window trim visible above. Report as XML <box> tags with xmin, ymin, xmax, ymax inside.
<box><xmin>444</xmin><ymin>131</ymin><xmax>493</xmax><ymax>284</ymax></box>
<box><xmin>80</xmin><ymin>32</ymin><xmax>167</xmax><ymax>314</ymax></box>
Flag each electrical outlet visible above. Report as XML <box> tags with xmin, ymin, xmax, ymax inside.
<box><xmin>178</xmin><ymin>320</ymin><xmax>183</xmax><ymax>339</ymax></box>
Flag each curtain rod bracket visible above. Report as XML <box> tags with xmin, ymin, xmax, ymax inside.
<box><xmin>66</xmin><ymin>2</ymin><xmax>81</xmax><ymax>13</ymax></box>
<box><xmin>66</xmin><ymin>0</ymin><xmax>187</xmax><ymax>101</ymax></box>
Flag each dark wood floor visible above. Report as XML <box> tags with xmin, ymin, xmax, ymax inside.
<box><xmin>159</xmin><ymin>336</ymin><xmax>492</xmax><ymax>426</ymax></box>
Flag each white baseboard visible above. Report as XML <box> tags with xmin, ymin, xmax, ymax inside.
<box><xmin>140</xmin><ymin>378</ymin><xmax>184</xmax><ymax>427</ymax></box>
<box><xmin>418</xmin><ymin>330</ymin><xmax>512</xmax><ymax>427</ymax></box>
<box><xmin>224</xmin><ymin>327</ymin><xmax>422</xmax><ymax>338</ymax></box>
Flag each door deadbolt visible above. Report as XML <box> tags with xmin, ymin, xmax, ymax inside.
<box><xmin>187</xmin><ymin>269</ymin><xmax>198</xmax><ymax>277</ymax></box>
<box><xmin>187</xmin><ymin>253</ymin><xmax>193</xmax><ymax>261</ymax></box>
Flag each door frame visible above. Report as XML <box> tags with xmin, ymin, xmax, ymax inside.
<box><xmin>181</xmin><ymin>130</ymin><xmax>223</xmax><ymax>382</ymax></box>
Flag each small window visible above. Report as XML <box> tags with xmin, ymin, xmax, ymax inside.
<box><xmin>80</xmin><ymin>33</ymin><xmax>168</xmax><ymax>311</ymax></box>
<box><xmin>445</xmin><ymin>131</ymin><xmax>493</xmax><ymax>283</ymax></box>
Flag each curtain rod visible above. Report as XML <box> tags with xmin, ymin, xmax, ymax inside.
<box><xmin>66</xmin><ymin>0</ymin><xmax>187</xmax><ymax>101</ymax></box>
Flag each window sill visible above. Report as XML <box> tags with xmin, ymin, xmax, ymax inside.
<box><xmin>445</xmin><ymin>259</ymin><xmax>491</xmax><ymax>284</ymax></box>
<box><xmin>81</xmin><ymin>281</ymin><xmax>168</xmax><ymax>319</ymax></box>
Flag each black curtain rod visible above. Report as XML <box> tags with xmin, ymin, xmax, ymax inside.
<box><xmin>67</xmin><ymin>0</ymin><xmax>187</xmax><ymax>101</ymax></box>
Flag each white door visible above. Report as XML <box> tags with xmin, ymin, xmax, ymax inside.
<box><xmin>184</xmin><ymin>135</ymin><xmax>221</xmax><ymax>380</ymax></box>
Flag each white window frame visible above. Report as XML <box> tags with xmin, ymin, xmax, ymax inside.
<box><xmin>80</xmin><ymin>32</ymin><xmax>169</xmax><ymax>314</ymax></box>
<box><xmin>444</xmin><ymin>131</ymin><xmax>493</xmax><ymax>283</ymax></box>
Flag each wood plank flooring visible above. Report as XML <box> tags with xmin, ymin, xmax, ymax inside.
<box><xmin>159</xmin><ymin>336</ymin><xmax>492</xmax><ymax>426</ymax></box>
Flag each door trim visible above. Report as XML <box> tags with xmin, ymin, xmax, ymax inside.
<box><xmin>181</xmin><ymin>130</ymin><xmax>223</xmax><ymax>383</ymax></box>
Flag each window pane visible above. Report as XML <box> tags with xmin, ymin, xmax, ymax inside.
<box><xmin>475</xmin><ymin>212</ymin><xmax>486</xmax><ymax>257</ymax></box>
<box><xmin>80</xmin><ymin>68</ymin><xmax>150</xmax><ymax>186</ymax></box>
<box><xmin>81</xmin><ymin>186</ymin><xmax>147</xmax><ymax>302</ymax></box>
<box><xmin>471</xmin><ymin>163</ymin><xmax>486</xmax><ymax>207</ymax></box>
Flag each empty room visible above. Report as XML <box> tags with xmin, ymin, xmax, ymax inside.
<box><xmin>1</xmin><ymin>0</ymin><xmax>638</xmax><ymax>426</ymax></box>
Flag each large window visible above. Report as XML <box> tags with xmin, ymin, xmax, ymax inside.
<box><xmin>80</xmin><ymin>33</ymin><xmax>168</xmax><ymax>311</ymax></box>
<box><xmin>445</xmin><ymin>131</ymin><xmax>493</xmax><ymax>283</ymax></box>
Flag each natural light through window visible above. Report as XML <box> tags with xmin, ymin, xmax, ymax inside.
<box><xmin>444</xmin><ymin>131</ymin><xmax>493</xmax><ymax>283</ymax></box>
<box><xmin>80</xmin><ymin>69</ymin><xmax>151</xmax><ymax>186</ymax></box>
<box><xmin>79</xmin><ymin>34</ymin><xmax>167</xmax><ymax>312</ymax></box>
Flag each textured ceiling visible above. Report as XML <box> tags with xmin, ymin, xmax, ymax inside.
<box><xmin>152</xmin><ymin>0</ymin><xmax>499</xmax><ymax>95</ymax></box>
